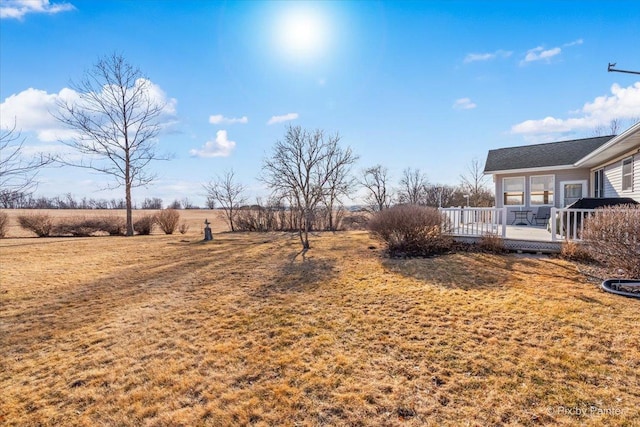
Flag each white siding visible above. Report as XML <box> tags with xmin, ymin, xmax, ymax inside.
<box><xmin>604</xmin><ymin>162</ymin><xmax>619</xmax><ymax>196</ymax></box>
<box><xmin>600</xmin><ymin>151</ymin><xmax>640</xmax><ymax>202</ymax></box>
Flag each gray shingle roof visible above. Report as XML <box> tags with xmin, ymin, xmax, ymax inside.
<box><xmin>484</xmin><ymin>135</ymin><xmax>615</xmax><ymax>173</ymax></box>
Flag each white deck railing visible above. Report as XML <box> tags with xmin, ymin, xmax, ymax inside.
<box><xmin>440</xmin><ymin>207</ymin><xmax>600</xmax><ymax>242</ymax></box>
<box><xmin>550</xmin><ymin>208</ymin><xmax>596</xmax><ymax>241</ymax></box>
<box><xmin>439</xmin><ymin>207</ymin><xmax>507</xmax><ymax>238</ymax></box>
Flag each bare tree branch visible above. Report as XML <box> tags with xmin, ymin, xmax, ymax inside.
<box><xmin>0</xmin><ymin>121</ymin><xmax>56</xmax><ymax>203</ymax></box>
<box><xmin>360</xmin><ymin>164</ymin><xmax>393</xmax><ymax>212</ymax></box>
<box><xmin>54</xmin><ymin>53</ymin><xmax>170</xmax><ymax>235</ymax></box>
<box><xmin>261</xmin><ymin>125</ymin><xmax>357</xmax><ymax>250</ymax></box>
<box><xmin>203</xmin><ymin>169</ymin><xmax>247</xmax><ymax>232</ymax></box>
<box><xmin>459</xmin><ymin>158</ymin><xmax>494</xmax><ymax>207</ymax></box>
<box><xmin>397</xmin><ymin>167</ymin><xmax>429</xmax><ymax>205</ymax></box>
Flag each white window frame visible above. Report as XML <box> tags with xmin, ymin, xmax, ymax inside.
<box><xmin>559</xmin><ymin>180</ymin><xmax>587</xmax><ymax>207</ymax></box>
<box><xmin>503</xmin><ymin>177</ymin><xmax>525</xmax><ymax>207</ymax></box>
<box><xmin>529</xmin><ymin>174</ymin><xmax>555</xmax><ymax>206</ymax></box>
<box><xmin>622</xmin><ymin>157</ymin><xmax>633</xmax><ymax>192</ymax></box>
<box><xmin>593</xmin><ymin>168</ymin><xmax>604</xmax><ymax>198</ymax></box>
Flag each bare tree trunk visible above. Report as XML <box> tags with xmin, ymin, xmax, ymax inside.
<box><xmin>327</xmin><ymin>201</ymin><xmax>334</xmax><ymax>231</ymax></box>
<box><xmin>303</xmin><ymin>208</ymin><xmax>311</xmax><ymax>249</ymax></box>
<box><xmin>124</xmin><ymin>136</ymin><xmax>134</xmax><ymax>236</ymax></box>
<box><xmin>125</xmin><ymin>182</ymin><xmax>133</xmax><ymax>236</ymax></box>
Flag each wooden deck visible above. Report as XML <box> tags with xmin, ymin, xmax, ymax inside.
<box><xmin>504</xmin><ymin>225</ymin><xmax>556</xmax><ymax>241</ymax></box>
<box><xmin>448</xmin><ymin>224</ymin><xmax>565</xmax><ymax>253</ymax></box>
<box><xmin>439</xmin><ymin>207</ymin><xmax>594</xmax><ymax>253</ymax></box>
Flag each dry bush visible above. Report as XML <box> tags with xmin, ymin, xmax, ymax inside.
<box><xmin>134</xmin><ymin>214</ymin><xmax>156</xmax><ymax>235</ymax></box>
<box><xmin>560</xmin><ymin>241</ymin><xmax>594</xmax><ymax>262</ymax></box>
<box><xmin>477</xmin><ymin>233</ymin><xmax>506</xmax><ymax>253</ymax></box>
<box><xmin>178</xmin><ymin>222</ymin><xmax>189</xmax><ymax>234</ymax></box>
<box><xmin>17</xmin><ymin>213</ymin><xmax>54</xmax><ymax>237</ymax></box>
<box><xmin>156</xmin><ymin>209</ymin><xmax>180</xmax><ymax>234</ymax></box>
<box><xmin>235</xmin><ymin>208</ymin><xmax>268</xmax><ymax>232</ymax></box>
<box><xmin>234</xmin><ymin>206</ymin><xmax>291</xmax><ymax>232</ymax></box>
<box><xmin>52</xmin><ymin>216</ymin><xmax>126</xmax><ymax>237</ymax></box>
<box><xmin>341</xmin><ymin>213</ymin><xmax>369</xmax><ymax>230</ymax></box>
<box><xmin>582</xmin><ymin>204</ymin><xmax>640</xmax><ymax>277</ymax></box>
<box><xmin>368</xmin><ymin>204</ymin><xmax>452</xmax><ymax>257</ymax></box>
<box><xmin>0</xmin><ymin>212</ymin><xmax>8</xmax><ymax>238</ymax></box>
<box><xmin>96</xmin><ymin>215</ymin><xmax>126</xmax><ymax>236</ymax></box>
<box><xmin>53</xmin><ymin>217</ymin><xmax>102</xmax><ymax>237</ymax></box>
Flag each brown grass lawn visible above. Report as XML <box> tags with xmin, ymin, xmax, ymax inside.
<box><xmin>1</xmin><ymin>212</ymin><xmax>639</xmax><ymax>426</ymax></box>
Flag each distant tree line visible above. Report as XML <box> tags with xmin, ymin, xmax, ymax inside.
<box><xmin>360</xmin><ymin>160</ymin><xmax>494</xmax><ymax>212</ymax></box>
<box><xmin>0</xmin><ymin>191</ymin><xmax>200</xmax><ymax>210</ymax></box>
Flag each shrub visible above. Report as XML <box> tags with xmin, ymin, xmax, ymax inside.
<box><xmin>477</xmin><ymin>233</ymin><xmax>506</xmax><ymax>254</ymax></box>
<box><xmin>368</xmin><ymin>204</ymin><xmax>451</xmax><ymax>257</ymax></box>
<box><xmin>560</xmin><ymin>241</ymin><xmax>593</xmax><ymax>262</ymax></box>
<box><xmin>134</xmin><ymin>214</ymin><xmax>156</xmax><ymax>235</ymax></box>
<box><xmin>47</xmin><ymin>216</ymin><xmax>126</xmax><ymax>237</ymax></box>
<box><xmin>342</xmin><ymin>213</ymin><xmax>369</xmax><ymax>231</ymax></box>
<box><xmin>156</xmin><ymin>209</ymin><xmax>180</xmax><ymax>234</ymax></box>
<box><xmin>53</xmin><ymin>217</ymin><xmax>101</xmax><ymax>237</ymax></box>
<box><xmin>17</xmin><ymin>214</ymin><xmax>54</xmax><ymax>237</ymax></box>
<box><xmin>582</xmin><ymin>205</ymin><xmax>640</xmax><ymax>278</ymax></box>
<box><xmin>179</xmin><ymin>222</ymin><xmax>189</xmax><ymax>234</ymax></box>
<box><xmin>0</xmin><ymin>212</ymin><xmax>8</xmax><ymax>238</ymax></box>
<box><xmin>97</xmin><ymin>216</ymin><xmax>126</xmax><ymax>236</ymax></box>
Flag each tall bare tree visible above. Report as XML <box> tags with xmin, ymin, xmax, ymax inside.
<box><xmin>261</xmin><ymin>125</ymin><xmax>357</xmax><ymax>251</ymax></box>
<box><xmin>55</xmin><ymin>53</ymin><xmax>169</xmax><ymax>236</ymax></box>
<box><xmin>459</xmin><ymin>158</ymin><xmax>493</xmax><ymax>207</ymax></box>
<box><xmin>397</xmin><ymin>167</ymin><xmax>429</xmax><ymax>205</ymax></box>
<box><xmin>360</xmin><ymin>164</ymin><xmax>392</xmax><ymax>212</ymax></box>
<box><xmin>592</xmin><ymin>118</ymin><xmax>640</xmax><ymax>136</ymax></box>
<box><xmin>423</xmin><ymin>184</ymin><xmax>459</xmax><ymax>208</ymax></box>
<box><xmin>203</xmin><ymin>169</ymin><xmax>247</xmax><ymax>232</ymax></box>
<box><xmin>0</xmin><ymin>122</ymin><xmax>55</xmax><ymax>204</ymax></box>
<box><xmin>321</xmin><ymin>144</ymin><xmax>357</xmax><ymax>231</ymax></box>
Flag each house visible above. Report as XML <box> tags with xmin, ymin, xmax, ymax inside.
<box><xmin>484</xmin><ymin>121</ymin><xmax>640</xmax><ymax>223</ymax></box>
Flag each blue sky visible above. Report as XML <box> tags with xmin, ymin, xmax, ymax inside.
<box><xmin>1</xmin><ymin>0</ymin><xmax>639</xmax><ymax>206</ymax></box>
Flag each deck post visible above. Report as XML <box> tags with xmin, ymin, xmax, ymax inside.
<box><xmin>500</xmin><ymin>207</ymin><xmax>507</xmax><ymax>238</ymax></box>
<box><xmin>550</xmin><ymin>208</ymin><xmax>557</xmax><ymax>242</ymax></box>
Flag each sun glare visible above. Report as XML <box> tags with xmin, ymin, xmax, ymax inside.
<box><xmin>276</xmin><ymin>8</ymin><xmax>328</xmax><ymax>60</ymax></box>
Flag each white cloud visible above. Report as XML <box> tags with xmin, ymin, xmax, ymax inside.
<box><xmin>463</xmin><ymin>50</ymin><xmax>512</xmax><ymax>64</ymax></box>
<box><xmin>0</xmin><ymin>87</ymin><xmax>77</xmax><ymax>141</ymax></box>
<box><xmin>209</xmin><ymin>114</ymin><xmax>248</xmax><ymax>125</ymax></box>
<box><xmin>511</xmin><ymin>82</ymin><xmax>640</xmax><ymax>136</ymax></box>
<box><xmin>563</xmin><ymin>38</ymin><xmax>583</xmax><ymax>47</ymax></box>
<box><xmin>267</xmin><ymin>112</ymin><xmax>299</xmax><ymax>125</ymax></box>
<box><xmin>0</xmin><ymin>80</ymin><xmax>177</xmax><ymax>142</ymax></box>
<box><xmin>453</xmin><ymin>98</ymin><xmax>477</xmax><ymax>110</ymax></box>
<box><xmin>189</xmin><ymin>130</ymin><xmax>236</xmax><ymax>158</ymax></box>
<box><xmin>1</xmin><ymin>0</ymin><xmax>75</xmax><ymax>19</ymax></box>
<box><xmin>520</xmin><ymin>39</ymin><xmax>582</xmax><ymax>65</ymax></box>
<box><xmin>522</xmin><ymin>46</ymin><xmax>562</xmax><ymax>63</ymax></box>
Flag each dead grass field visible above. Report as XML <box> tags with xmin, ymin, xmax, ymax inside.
<box><xmin>1</xmin><ymin>211</ymin><xmax>639</xmax><ymax>426</ymax></box>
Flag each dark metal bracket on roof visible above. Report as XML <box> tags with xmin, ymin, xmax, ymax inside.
<box><xmin>607</xmin><ymin>63</ymin><xmax>640</xmax><ymax>75</ymax></box>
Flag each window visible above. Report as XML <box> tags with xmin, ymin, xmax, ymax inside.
<box><xmin>530</xmin><ymin>175</ymin><xmax>554</xmax><ymax>205</ymax></box>
<box><xmin>560</xmin><ymin>180</ymin><xmax>586</xmax><ymax>207</ymax></box>
<box><xmin>503</xmin><ymin>177</ymin><xmax>525</xmax><ymax>206</ymax></box>
<box><xmin>594</xmin><ymin>169</ymin><xmax>604</xmax><ymax>198</ymax></box>
<box><xmin>622</xmin><ymin>157</ymin><xmax>633</xmax><ymax>191</ymax></box>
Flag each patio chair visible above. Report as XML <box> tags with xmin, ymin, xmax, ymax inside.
<box><xmin>533</xmin><ymin>206</ymin><xmax>551</xmax><ymax>226</ymax></box>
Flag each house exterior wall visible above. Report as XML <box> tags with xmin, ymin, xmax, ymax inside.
<box><xmin>590</xmin><ymin>148</ymin><xmax>640</xmax><ymax>202</ymax></box>
<box><xmin>493</xmin><ymin>168</ymin><xmax>591</xmax><ymax>223</ymax></box>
